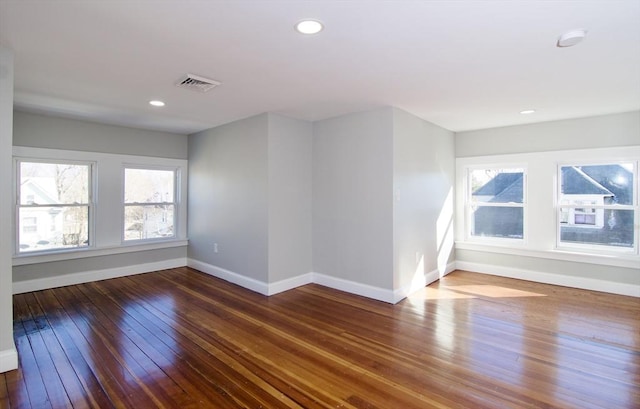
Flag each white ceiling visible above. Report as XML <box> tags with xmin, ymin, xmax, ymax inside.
<box><xmin>1</xmin><ymin>0</ymin><xmax>639</xmax><ymax>135</ymax></box>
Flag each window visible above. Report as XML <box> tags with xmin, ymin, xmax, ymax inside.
<box><xmin>124</xmin><ymin>167</ymin><xmax>177</xmax><ymax>241</ymax></box>
<box><xmin>558</xmin><ymin>163</ymin><xmax>636</xmax><ymax>250</ymax></box>
<box><xmin>17</xmin><ymin>160</ymin><xmax>92</xmax><ymax>253</ymax></box>
<box><xmin>467</xmin><ymin>167</ymin><xmax>525</xmax><ymax>240</ymax></box>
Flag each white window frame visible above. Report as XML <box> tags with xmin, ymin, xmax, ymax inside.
<box><xmin>122</xmin><ymin>165</ymin><xmax>180</xmax><ymax>243</ymax></box>
<box><xmin>556</xmin><ymin>161</ymin><xmax>638</xmax><ymax>254</ymax></box>
<box><xmin>464</xmin><ymin>164</ymin><xmax>527</xmax><ymax>245</ymax></box>
<box><xmin>456</xmin><ymin>147</ymin><xmax>640</xmax><ymax>270</ymax></box>
<box><xmin>13</xmin><ymin>147</ymin><xmax>188</xmax><ymax>265</ymax></box>
<box><xmin>14</xmin><ymin>157</ymin><xmax>95</xmax><ymax>255</ymax></box>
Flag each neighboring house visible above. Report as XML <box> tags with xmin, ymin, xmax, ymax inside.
<box><xmin>471</xmin><ymin>165</ymin><xmax>634</xmax><ymax>247</ymax></box>
<box><xmin>559</xmin><ymin>164</ymin><xmax>634</xmax><ymax>247</ymax></box>
<box><xmin>471</xmin><ymin>172</ymin><xmax>524</xmax><ymax>239</ymax></box>
<box><xmin>559</xmin><ymin>166</ymin><xmax>613</xmax><ymax>228</ymax></box>
<box><xmin>19</xmin><ymin>178</ymin><xmax>63</xmax><ymax>251</ymax></box>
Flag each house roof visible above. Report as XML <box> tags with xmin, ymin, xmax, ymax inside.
<box><xmin>1</xmin><ymin>1</ymin><xmax>639</xmax><ymax>134</ymax></box>
<box><xmin>21</xmin><ymin>178</ymin><xmax>60</xmax><ymax>204</ymax></box>
<box><xmin>491</xmin><ymin>177</ymin><xmax>524</xmax><ymax>204</ymax></box>
<box><xmin>562</xmin><ymin>167</ymin><xmax>613</xmax><ymax>196</ymax></box>
<box><xmin>578</xmin><ymin>164</ymin><xmax>633</xmax><ymax>204</ymax></box>
<box><xmin>473</xmin><ymin>165</ymin><xmax>630</xmax><ymax>203</ymax></box>
<box><xmin>473</xmin><ymin>173</ymin><xmax>522</xmax><ymax>198</ymax></box>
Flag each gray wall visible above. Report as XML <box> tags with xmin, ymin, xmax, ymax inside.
<box><xmin>456</xmin><ymin>249</ymin><xmax>639</xmax><ymax>285</ymax></box>
<box><xmin>13</xmin><ymin>247</ymin><xmax>186</xmax><ymax>281</ymax></box>
<box><xmin>455</xmin><ymin>111</ymin><xmax>640</xmax><ymax>291</ymax></box>
<box><xmin>392</xmin><ymin>108</ymin><xmax>455</xmax><ymax>291</ymax></box>
<box><xmin>267</xmin><ymin>115</ymin><xmax>313</xmax><ymax>283</ymax></box>
<box><xmin>312</xmin><ymin>108</ymin><xmax>395</xmax><ymax>290</ymax></box>
<box><xmin>188</xmin><ymin>114</ymin><xmax>270</xmax><ymax>282</ymax></box>
<box><xmin>456</xmin><ymin>111</ymin><xmax>640</xmax><ymax>157</ymax></box>
<box><xmin>0</xmin><ymin>46</ymin><xmax>17</xmax><ymax>372</ymax></box>
<box><xmin>14</xmin><ymin>110</ymin><xmax>188</xmax><ymax>159</ymax></box>
<box><xmin>11</xmin><ymin>111</ymin><xmax>189</xmax><ymax>284</ymax></box>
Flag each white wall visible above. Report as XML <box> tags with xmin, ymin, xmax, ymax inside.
<box><xmin>392</xmin><ymin>108</ymin><xmax>455</xmax><ymax>298</ymax></box>
<box><xmin>0</xmin><ymin>46</ymin><xmax>18</xmax><ymax>373</ymax></box>
<box><xmin>312</xmin><ymin>108</ymin><xmax>395</xmax><ymax>290</ymax></box>
<box><xmin>188</xmin><ymin>114</ymin><xmax>270</xmax><ymax>283</ymax></box>
<box><xmin>188</xmin><ymin>113</ymin><xmax>314</xmax><ymax>293</ymax></box>
<box><xmin>267</xmin><ymin>115</ymin><xmax>313</xmax><ymax>283</ymax></box>
<box><xmin>455</xmin><ymin>113</ymin><xmax>640</xmax><ymax>297</ymax></box>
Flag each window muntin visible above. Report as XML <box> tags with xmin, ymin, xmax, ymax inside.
<box><xmin>558</xmin><ymin>163</ymin><xmax>636</xmax><ymax>250</ymax></box>
<box><xmin>123</xmin><ymin>167</ymin><xmax>177</xmax><ymax>241</ymax></box>
<box><xmin>17</xmin><ymin>161</ymin><xmax>92</xmax><ymax>253</ymax></box>
<box><xmin>468</xmin><ymin>167</ymin><xmax>525</xmax><ymax>240</ymax></box>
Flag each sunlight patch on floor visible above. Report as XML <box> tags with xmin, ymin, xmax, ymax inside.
<box><xmin>408</xmin><ymin>284</ymin><xmax>547</xmax><ymax>301</ymax></box>
<box><xmin>445</xmin><ymin>285</ymin><xmax>546</xmax><ymax>298</ymax></box>
<box><xmin>408</xmin><ymin>286</ymin><xmax>477</xmax><ymax>301</ymax></box>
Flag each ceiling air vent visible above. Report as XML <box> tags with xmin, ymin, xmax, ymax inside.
<box><xmin>175</xmin><ymin>74</ymin><xmax>221</xmax><ymax>93</ymax></box>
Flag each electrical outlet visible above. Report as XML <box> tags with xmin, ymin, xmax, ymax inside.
<box><xmin>213</xmin><ymin>243</ymin><xmax>218</xmax><ymax>253</ymax></box>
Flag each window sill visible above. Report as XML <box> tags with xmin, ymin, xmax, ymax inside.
<box><xmin>13</xmin><ymin>239</ymin><xmax>189</xmax><ymax>266</ymax></box>
<box><xmin>455</xmin><ymin>241</ymin><xmax>639</xmax><ymax>269</ymax></box>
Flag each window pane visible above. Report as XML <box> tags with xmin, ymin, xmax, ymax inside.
<box><xmin>471</xmin><ymin>206</ymin><xmax>524</xmax><ymax>239</ymax></box>
<box><xmin>18</xmin><ymin>206</ymin><xmax>89</xmax><ymax>252</ymax></box>
<box><xmin>471</xmin><ymin>168</ymin><xmax>524</xmax><ymax>204</ymax></box>
<box><xmin>561</xmin><ymin>163</ymin><xmax>634</xmax><ymax>206</ymax></box>
<box><xmin>125</xmin><ymin>169</ymin><xmax>175</xmax><ymax>203</ymax></box>
<box><xmin>124</xmin><ymin>205</ymin><xmax>174</xmax><ymax>241</ymax></box>
<box><xmin>20</xmin><ymin>162</ymin><xmax>89</xmax><ymax>205</ymax></box>
<box><xmin>560</xmin><ymin>209</ymin><xmax>634</xmax><ymax>248</ymax></box>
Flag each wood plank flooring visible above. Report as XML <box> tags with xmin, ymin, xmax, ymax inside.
<box><xmin>1</xmin><ymin>267</ymin><xmax>638</xmax><ymax>408</ymax></box>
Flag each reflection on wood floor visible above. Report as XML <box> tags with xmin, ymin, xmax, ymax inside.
<box><xmin>2</xmin><ymin>268</ymin><xmax>639</xmax><ymax>408</ymax></box>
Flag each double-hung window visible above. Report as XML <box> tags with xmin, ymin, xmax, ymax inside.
<box><xmin>467</xmin><ymin>167</ymin><xmax>526</xmax><ymax>241</ymax></box>
<box><xmin>16</xmin><ymin>160</ymin><xmax>92</xmax><ymax>253</ymax></box>
<box><xmin>123</xmin><ymin>167</ymin><xmax>177</xmax><ymax>242</ymax></box>
<box><xmin>558</xmin><ymin>163</ymin><xmax>636</xmax><ymax>251</ymax></box>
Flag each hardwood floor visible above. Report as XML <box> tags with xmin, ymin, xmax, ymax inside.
<box><xmin>1</xmin><ymin>268</ymin><xmax>638</xmax><ymax>408</ymax></box>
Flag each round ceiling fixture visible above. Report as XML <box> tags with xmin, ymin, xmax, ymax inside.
<box><xmin>295</xmin><ymin>20</ymin><xmax>323</xmax><ymax>35</ymax></box>
<box><xmin>557</xmin><ymin>29</ymin><xmax>587</xmax><ymax>47</ymax></box>
<box><xmin>520</xmin><ymin>109</ymin><xmax>536</xmax><ymax>115</ymax></box>
<box><xmin>149</xmin><ymin>100</ymin><xmax>165</xmax><ymax>107</ymax></box>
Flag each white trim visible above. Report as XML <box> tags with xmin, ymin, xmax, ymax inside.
<box><xmin>187</xmin><ymin>258</ymin><xmax>419</xmax><ymax>304</ymax></box>
<box><xmin>456</xmin><ymin>241</ymin><xmax>639</xmax><ymax>269</ymax></box>
<box><xmin>187</xmin><ymin>259</ymin><xmax>269</xmax><ymax>295</ymax></box>
<box><xmin>12</xmin><ymin>257</ymin><xmax>187</xmax><ymax>294</ymax></box>
<box><xmin>268</xmin><ymin>273</ymin><xmax>314</xmax><ymax>296</ymax></box>
<box><xmin>0</xmin><ymin>346</ymin><xmax>18</xmax><ymax>373</ymax></box>
<box><xmin>12</xmin><ymin>146</ymin><xmax>189</xmax><ymax>261</ymax></box>
<box><xmin>13</xmin><ymin>239</ymin><xmax>188</xmax><ymax>266</ymax></box>
<box><xmin>312</xmin><ymin>272</ymin><xmax>397</xmax><ymax>304</ymax></box>
<box><xmin>393</xmin><ymin>262</ymin><xmax>457</xmax><ymax>303</ymax></box>
<box><xmin>456</xmin><ymin>260</ymin><xmax>640</xmax><ymax>298</ymax></box>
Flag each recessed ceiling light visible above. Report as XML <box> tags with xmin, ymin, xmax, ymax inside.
<box><xmin>557</xmin><ymin>29</ymin><xmax>587</xmax><ymax>47</ymax></box>
<box><xmin>149</xmin><ymin>100</ymin><xmax>165</xmax><ymax>107</ymax></box>
<box><xmin>520</xmin><ymin>109</ymin><xmax>536</xmax><ymax>115</ymax></box>
<box><xmin>295</xmin><ymin>20</ymin><xmax>323</xmax><ymax>35</ymax></box>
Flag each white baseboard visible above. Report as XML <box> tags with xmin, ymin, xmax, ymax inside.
<box><xmin>13</xmin><ymin>257</ymin><xmax>187</xmax><ymax>294</ymax></box>
<box><xmin>188</xmin><ymin>259</ymin><xmax>316</xmax><ymax>297</ymax></box>
<box><xmin>312</xmin><ymin>272</ymin><xmax>397</xmax><ymax>304</ymax></box>
<box><xmin>268</xmin><ymin>273</ymin><xmax>314</xmax><ymax>296</ymax></box>
<box><xmin>393</xmin><ymin>262</ymin><xmax>457</xmax><ymax>303</ymax></box>
<box><xmin>0</xmin><ymin>346</ymin><xmax>18</xmax><ymax>373</ymax></box>
<box><xmin>187</xmin><ymin>259</ymin><xmax>419</xmax><ymax>304</ymax></box>
<box><xmin>188</xmin><ymin>259</ymin><xmax>270</xmax><ymax>296</ymax></box>
<box><xmin>456</xmin><ymin>261</ymin><xmax>640</xmax><ymax>298</ymax></box>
